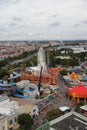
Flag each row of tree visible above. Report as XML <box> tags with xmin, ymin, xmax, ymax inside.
<box><xmin>46</xmin><ymin>48</ymin><xmax>87</xmax><ymax>67</ymax></box>
<box><xmin>0</xmin><ymin>47</ymin><xmax>87</xmax><ymax>78</ymax></box>
<box><xmin>16</xmin><ymin>108</ymin><xmax>62</xmax><ymax>130</ymax></box>
<box><xmin>0</xmin><ymin>49</ymin><xmax>38</xmax><ymax>68</ymax></box>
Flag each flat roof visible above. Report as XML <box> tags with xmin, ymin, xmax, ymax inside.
<box><xmin>10</xmin><ymin>97</ymin><xmax>36</xmax><ymax>106</ymax></box>
<box><xmin>59</xmin><ymin>106</ymin><xmax>70</xmax><ymax>112</ymax></box>
<box><xmin>36</xmin><ymin>122</ymin><xmax>50</xmax><ymax>130</ymax></box>
<box><xmin>50</xmin><ymin>111</ymin><xmax>87</xmax><ymax>130</ymax></box>
<box><xmin>80</xmin><ymin>105</ymin><xmax>87</xmax><ymax>111</ymax></box>
<box><xmin>0</xmin><ymin>96</ymin><xmax>20</xmax><ymax>115</ymax></box>
<box><xmin>0</xmin><ymin>95</ymin><xmax>8</xmax><ymax>102</ymax></box>
<box><xmin>51</xmin><ymin>115</ymin><xmax>87</xmax><ymax>130</ymax></box>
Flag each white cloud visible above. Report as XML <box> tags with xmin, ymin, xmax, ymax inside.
<box><xmin>49</xmin><ymin>22</ymin><xmax>60</xmax><ymax>27</ymax></box>
<box><xmin>0</xmin><ymin>0</ymin><xmax>87</xmax><ymax>40</ymax></box>
<box><xmin>28</xmin><ymin>32</ymin><xmax>33</xmax><ymax>36</ymax></box>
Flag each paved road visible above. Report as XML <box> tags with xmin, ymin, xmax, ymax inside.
<box><xmin>32</xmin><ymin>75</ymin><xmax>72</xmax><ymax>129</ymax></box>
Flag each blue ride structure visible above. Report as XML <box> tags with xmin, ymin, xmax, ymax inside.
<box><xmin>12</xmin><ymin>80</ymin><xmax>39</xmax><ymax>99</ymax></box>
<box><xmin>0</xmin><ymin>71</ymin><xmax>20</xmax><ymax>93</ymax></box>
<box><xmin>0</xmin><ymin>70</ymin><xmax>39</xmax><ymax>99</ymax></box>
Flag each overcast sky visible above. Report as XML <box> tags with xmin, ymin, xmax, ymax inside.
<box><xmin>0</xmin><ymin>0</ymin><xmax>87</xmax><ymax>40</ymax></box>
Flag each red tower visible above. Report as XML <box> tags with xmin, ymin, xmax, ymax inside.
<box><xmin>20</xmin><ymin>64</ymin><xmax>26</xmax><ymax>80</ymax></box>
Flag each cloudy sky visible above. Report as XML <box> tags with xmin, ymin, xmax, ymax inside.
<box><xmin>0</xmin><ymin>0</ymin><xmax>87</xmax><ymax>40</ymax></box>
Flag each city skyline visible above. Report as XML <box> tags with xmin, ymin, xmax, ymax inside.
<box><xmin>0</xmin><ymin>0</ymin><xmax>87</xmax><ymax>40</ymax></box>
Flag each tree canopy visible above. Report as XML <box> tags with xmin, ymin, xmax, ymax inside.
<box><xmin>45</xmin><ymin>109</ymin><xmax>62</xmax><ymax>121</ymax></box>
<box><xmin>18</xmin><ymin>113</ymin><xmax>33</xmax><ymax>130</ymax></box>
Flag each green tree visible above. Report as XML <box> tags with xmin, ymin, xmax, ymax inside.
<box><xmin>0</xmin><ymin>69</ymin><xmax>9</xmax><ymax>79</ymax></box>
<box><xmin>75</xmin><ymin>101</ymin><xmax>84</xmax><ymax>112</ymax></box>
<box><xmin>18</xmin><ymin>113</ymin><xmax>33</xmax><ymax>130</ymax></box>
<box><xmin>60</xmin><ymin>69</ymin><xmax>68</xmax><ymax>76</ymax></box>
<box><xmin>22</xmin><ymin>51</ymin><xmax>28</xmax><ymax>58</ymax></box>
<box><xmin>45</xmin><ymin>109</ymin><xmax>62</xmax><ymax>121</ymax></box>
<box><xmin>48</xmin><ymin>51</ymin><xmax>55</xmax><ymax>67</ymax></box>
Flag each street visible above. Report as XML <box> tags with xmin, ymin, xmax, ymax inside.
<box><xmin>32</xmin><ymin>76</ymin><xmax>72</xmax><ymax>129</ymax></box>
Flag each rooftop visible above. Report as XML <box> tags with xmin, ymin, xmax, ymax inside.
<box><xmin>50</xmin><ymin>111</ymin><xmax>87</xmax><ymax>130</ymax></box>
<box><xmin>36</xmin><ymin>122</ymin><xmax>50</xmax><ymax>130</ymax></box>
<box><xmin>0</xmin><ymin>95</ymin><xmax>8</xmax><ymax>102</ymax></box>
<box><xmin>0</xmin><ymin>95</ymin><xmax>20</xmax><ymax>115</ymax></box>
<box><xmin>80</xmin><ymin>105</ymin><xmax>87</xmax><ymax>111</ymax></box>
<box><xmin>10</xmin><ymin>97</ymin><xmax>36</xmax><ymax>106</ymax></box>
<box><xmin>59</xmin><ymin>106</ymin><xmax>71</xmax><ymax>112</ymax></box>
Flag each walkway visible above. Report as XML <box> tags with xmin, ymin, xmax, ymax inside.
<box><xmin>32</xmin><ymin>75</ymin><xmax>72</xmax><ymax>129</ymax></box>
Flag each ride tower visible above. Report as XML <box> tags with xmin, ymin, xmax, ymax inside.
<box><xmin>20</xmin><ymin>63</ymin><xmax>26</xmax><ymax>80</ymax></box>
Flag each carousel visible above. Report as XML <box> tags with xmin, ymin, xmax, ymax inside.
<box><xmin>67</xmin><ymin>82</ymin><xmax>87</xmax><ymax>103</ymax></box>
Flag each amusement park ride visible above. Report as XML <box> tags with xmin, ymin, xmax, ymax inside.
<box><xmin>25</xmin><ymin>47</ymin><xmax>62</xmax><ymax>87</ymax></box>
<box><xmin>0</xmin><ymin>47</ymin><xmax>63</xmax><ymax>98</ymax></box>
<box><xmin>16</xmin><ymin>47</ymin><xmax>62</xmax><ymax>97</ymax></box>
<box><xmin>0</xmin><ymin>70</ymin><xmax>20</xmax><ymax>95</ymax></box>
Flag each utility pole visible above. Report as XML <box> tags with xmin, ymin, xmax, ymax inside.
<box><xmin>38</xmin><ymin>66</ymin><xmax>43</xmax><ymax>93</ymax></box>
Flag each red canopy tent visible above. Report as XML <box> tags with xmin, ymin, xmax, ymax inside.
<box><xmin>67</xmin><ymin>82</ymin><xmax>87</xmax><ymax>103</ymax></box>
